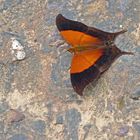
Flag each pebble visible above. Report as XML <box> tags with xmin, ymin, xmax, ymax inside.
<box><xmin>31</xmin><ymin>120</ymin><xmax>46</xmax><ymax>134</ymax></box>
<box><xmin>116</xmin><ymin>126</ymin><xmax>129</xmax><ymax>137</ymax></box>
<box><xmin>6</xmin><ymin>109</ymin><xmax>25</xmax><ymax>123</ymax></box>
<box><xmin>0</xmin><ymin>102</ymin><xmax>9</xmax><ymax>114</ymax></box>
<box><xmin>8</xmin><ymin>134</ymin><xmax>28</xmax><ymax>140</ymax></box>
<box><xmin>133</xmin><ymin>122</ymin><xmax>140</xmax><ymax>133</ymax></box>
<box><xmin>0</xmin><ymin>121</ymin><xmax>4</xmax><ymax>133</ymax></box>
<box><xmin>64</xmin><ymin>108</ymin><xmax>81</xmax><ymax>140</ymax></box>
<box><xmin>11</xmin><ymin>38</ymin><xmax>26</xmax><ymax>61</ymax></box>
<box><xmin>130</xmin><ymin>86</ymin><xmax>140</xmax><ymax>100</ymax></box>
<box><xmin>56</xmin><ymin>114</ymin><xmax>64</xmax><ymax>124</ymax></box>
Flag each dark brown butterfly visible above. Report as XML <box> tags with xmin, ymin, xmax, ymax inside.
<box><xmin>56</xmin><ymin>14</ymin><xmax>133</xmax><ymax>96</ymax></box>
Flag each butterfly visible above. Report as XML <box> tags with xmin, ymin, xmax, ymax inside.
<box><xmin>56</xmin><ymin>14</ymin><xmax>133</xmax><ymax>96</ymax></box>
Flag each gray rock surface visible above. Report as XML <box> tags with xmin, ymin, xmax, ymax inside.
<box><xmin>0</xmin><ymin>0</ymin><xmax>139</xmax><ymax>139</ymax></box>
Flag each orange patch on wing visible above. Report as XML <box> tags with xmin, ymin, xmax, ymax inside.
<box><xmin>60</xmin><ymin>30</ymin><xmax>102</xmax><ymax>47</ymax></box>
<box><xmin>70</xmin><ymin>49</ymin><xmax>103</xmax><ymax>73</ymax></box>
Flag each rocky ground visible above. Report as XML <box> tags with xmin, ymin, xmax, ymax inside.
<box><xmin>0</xmin><ymin>0</ymin><xmax>140</xmax><ymax>140</ymax></box>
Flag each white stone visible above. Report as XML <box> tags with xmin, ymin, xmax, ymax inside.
<box><xmin>15</xmin><ymin>50</ymin><xmax>26</xmax><ymax>60</ymax></box>
<box><xmin>11</xmin><ymin>38</ymin><xmax>24</xmax><ymax>50</ymax></box>
<box><xmin>11</xmin><ymin>38</ymin><xmax>26</xmax><ymax>60</ymax></box>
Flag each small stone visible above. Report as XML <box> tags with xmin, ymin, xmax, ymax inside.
<box><xmin>4</xmin><ymin>63</ymin><xmax>15</xmax><ymax>94</ymax></box>
<box><xmin>11</xmin><ymin>38</ymin><xmax>26</xmax><ymax>61</ymax></box>
<box><xmin>116</xmin><ymin>126</ymin><xmax>129</xmax><ymax>137</ymax></box>
<box><xmin>11</xmin><ymin>38</ymin><xmax>24</xmax><ymax>50</ymax></box>
<box><xmin>15</xmin><ymin>50</ymin><xmax>26</xmax><ymax>60</ymax></box>
<box><xmin>8</xmin><ymin>134</ymin><xmax>28</xmax><ymax>140</ymax></box>
<box><xmin>83</xmin><ymin>124</ymin><xmax>92</xmax><ymax>131</ymax></box>
<box><xmin>0</xmin><ymin>121</ymin><xmax>4</xmax><ymax>133</ymax></box>
<box><xmin>131</xmin><ymin>86</ymin><xmax>140</xmax><ymax>100</ymax></box>
<box><xmin>31</xmin><ymin>120</ymin><xmax>46</xmax><ymax>134</ymax></box>
<box><xmin>16</xmin><ymin>0</ymin><xmax>23</xmax><ymax>5</ymax></box>
<box><xmin>0</xmin><ymin>43</ymin><xmax>3</xmax><ymax>49</ymax></box>
<box><xmin>0</xmin><ymin>102</ymin><xmax>9</xmax><ymax>114</ymax></box>
<box><xmin>6</xmin><ymin>109</ymin><xmax>25</xmax><ymax>123</ymax></box>
<box><xmin>83</xmin><ymin>0</ymin><xmax>93</xmax><ymax>4</ymax></box>
<box><xmin>56</xmin><ymin>114</ymin><xmax>63</xmax><ymax>124</ymax></box>
<box><xmin>120</xmin><ymin>25</ymin><xmax>123</xmax><ymax>28</ymax></box>
<box><xmin>2</xmin><ymin>0</ymin><xmax>14</xmax><ymax>10</ymax></box>
<box><xmin>64</xmin><ymin>108</ymin><xmax>81</xmax><ymax>140</ymax></box>
<box><xmin>133</xmin><ymin>122</ymin><xmax>140</xmax><ymax>133</ymax></box>
<box><xmin>83</xmin><ymin>124</ymin><xmax>92</xmax><ymax>140</ymax></box>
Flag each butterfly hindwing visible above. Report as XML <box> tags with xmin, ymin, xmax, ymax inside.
<box><xmin>70</xmin><ymin>48</ymin><xmax>103</xmax><ymax>95</ymax></box>
<box><xmin>70</xmin><ymin>46</ymin><xmax>123</xmax><ymax>95</ymax></box>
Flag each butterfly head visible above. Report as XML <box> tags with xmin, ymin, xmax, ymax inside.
<box><xmin>104</xmin><ymin>29</ymin><xmax>127</xmax><ymax>47</ymax></box>
<box><xmin>105</xmin><ymin>40</ymin><xmax>114</xmax><ymax>47</ymax></box>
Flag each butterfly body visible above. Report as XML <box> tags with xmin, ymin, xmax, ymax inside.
<box><xmin>56</xmin><ymin>14</ymin><xmax>133</xmax><ymax>96</ymax></box>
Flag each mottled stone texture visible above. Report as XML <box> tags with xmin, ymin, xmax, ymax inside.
<box><xmin>0</xmin><ymin>0</ymin><xmax>139</xmax><ymax>139</ymax></box>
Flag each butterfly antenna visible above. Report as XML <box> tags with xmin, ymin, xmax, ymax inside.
<box><xmin>114</xmin><ymin>29</ymin><xmax>127</xmax><ymax>37</ymax></box>
<box><xmin>121</xmin><ymin>51</ymin><xmax>134</xmax><ymax>55</ymax></box>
